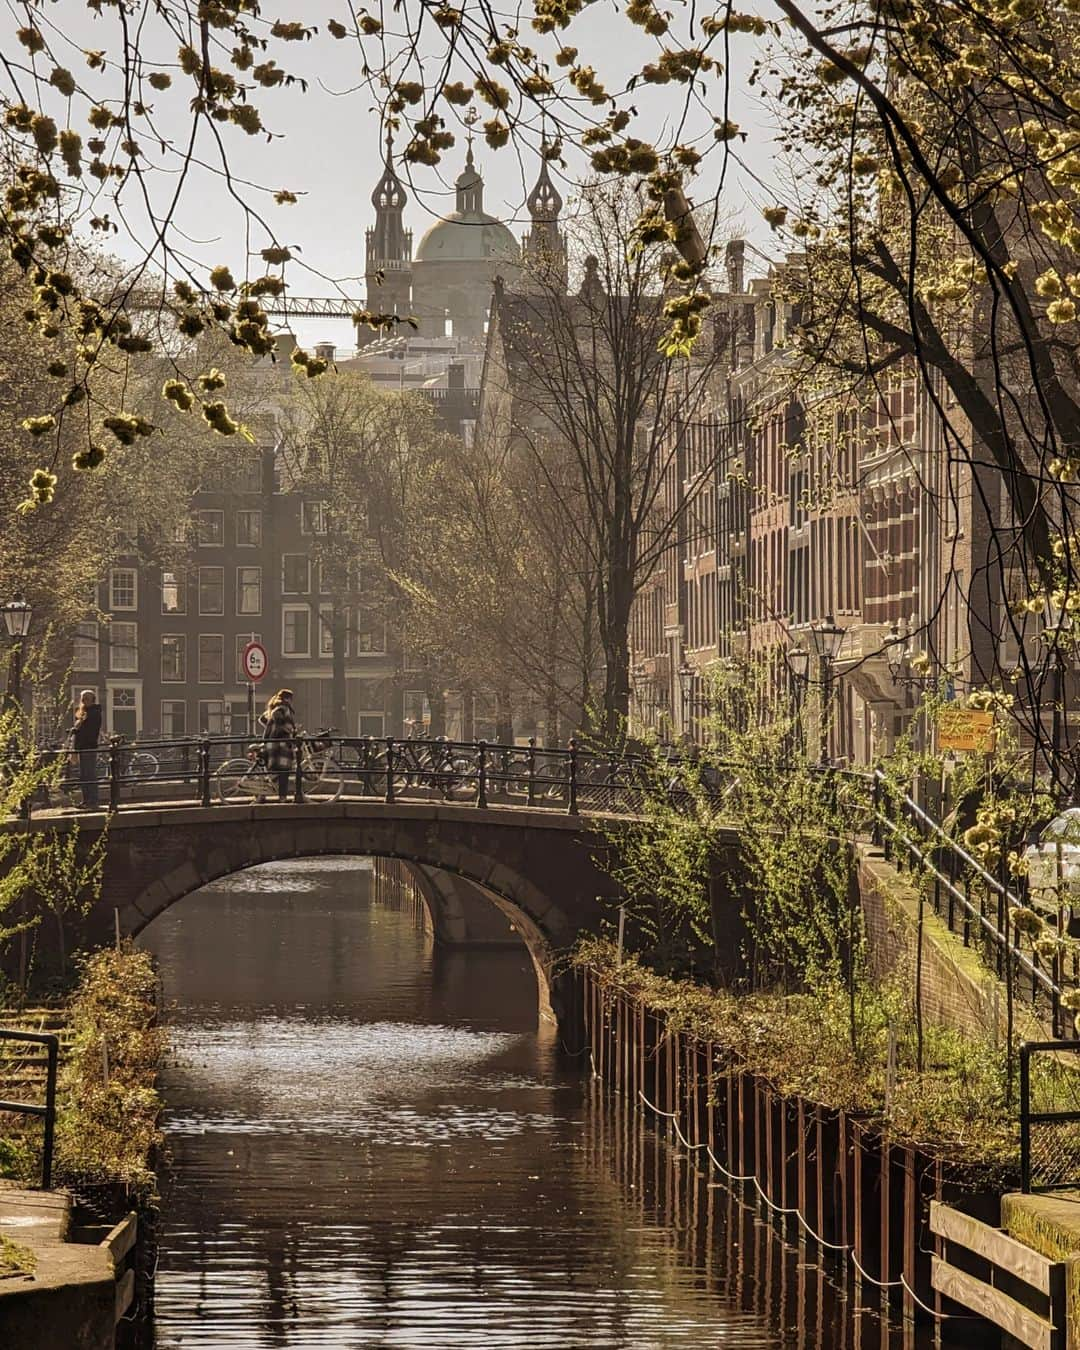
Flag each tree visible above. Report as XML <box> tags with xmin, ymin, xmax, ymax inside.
<box><xmin>482</xmin><ymin>181</ymin><xmax>720</xmax><ymax>736</ymax></box>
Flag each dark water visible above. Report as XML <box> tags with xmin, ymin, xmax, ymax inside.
<box><xmin>142</xmin><ymin>859</ymin><xmax>921</xmax><ymax>1349</ymax></box>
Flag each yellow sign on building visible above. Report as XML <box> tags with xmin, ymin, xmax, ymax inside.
<box><xmin>937</xmin><ymin>707</ymin><xmax>996</xmax><ymax>753</ymax></box>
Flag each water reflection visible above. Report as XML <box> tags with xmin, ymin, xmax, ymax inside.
<box><xmin>144</xmin><ymin>860</ymin><xmax>923</xmax><ymax>1349</ymax></box>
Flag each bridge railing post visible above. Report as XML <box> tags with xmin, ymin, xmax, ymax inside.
<box><xmin>527</xmin><ymin>737</ymin><xmax>537</xmax><ymax>807</ymax></box>
<box><xmin>108</xmin><ymin>735</ymin><xmax>122</xmax><ymax>813</ymax></box>
<box><xmin>568</xmin><ymin>738</ymin><xmax>579</xmax><ymax>816</ymax></box>
<box><xmin>477</xmin><ymin>740</ymin><xmax>488</xmax><ymax>809</ymax></box>
<box><xmin>293</xmin><ymin>735</ymin><xmax>305</xmax><ymax>804</ymax></box>
<box><xmin>385</xmin><ymin>737</ymin><xmax>396</xmax><ymax>804</ymax></box>
<box><xmin>198</xmin><ymin>737</ymin><xmax>211</xmax><ymax>808</ymax></box>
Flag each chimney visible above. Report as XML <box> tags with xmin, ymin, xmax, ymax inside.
<box><xmin>447</xmin><ymin>361</ymin><xmax>465</xmax><ymax>390</ymax></box>
<box><xmin>725</xmin><ymin>239</ymin><xmax>745</xmax><ymax>295</ymax></box>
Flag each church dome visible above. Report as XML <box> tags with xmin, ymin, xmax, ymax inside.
<box><xmin>415</xmin><ymin>212</ymin><xmax>520</xmax><ymax>264</ymax></box>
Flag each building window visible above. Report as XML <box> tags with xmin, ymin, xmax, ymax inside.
<box><xmin>282</xmin><ymin>554</ymin><xmax>310</xmax><ymax>595</ymax></box>
<box><xmin>236</xmin><ymin>510</ymin><xmax>262</xmax><ymax>547</ymax></box>
<box><xmin>282</xmin><ymin>605</ymin><xmax>310</xmax><ymax>657</ymax></box>
<box><xmin>301</xmin><ymin>501</ymin><xmax>328</xmax><ymax>534</ymax></box>
<box><xmin>403</xmin><ymin>690</ymin><xmax>430</xmax><ymax>733</ymax></box>
<box><xmin>196</xmin><ymin>510</ymin><xmax>224</xmax><ymax>546</ymax></box>
<box><xmin>109</xmin><ymin>568</ymin><xmax>137</xmax><ymax>611</ymax></box>
<box><xmin>358</xmin><ymin>712</ymin><xmax>385</xmax><ymax>737</ymax></box>
<box><xmin>236</xmin><ymin>456</ymin><xmax>262</xmax><ymax>493</ymax></box>
<box><xmin>161</xmin><ymin>570</ymin><xmax>186</xmax><ymax>615</ymax></box>
<box><xmin>198</xmin><ymin>566</ymin><xmax>224</xmax><ymax>616</ymax></box>
<box><xmin>109</xmin><ymin>685</ymin><xmax>139</xmax><ymax>737</ymax></box>
<box><xmin>73</xmin><ymin>621</ymin><xmax>99</xmax><ymax>671</ymax></box>
<box><xmin>355</xmin><ymin>613</ymin><xmax>386</xmax><ymax>655</ymax></box>
<box><xmin>318</xmin><ymin>603</ymin><xmax>334</xmax><ymax>656</ymax></box>
<box><xmin>235</xmin><ymin>633</ymin><xmax>261</xmax><ymax>683</ymax></box>
<box><xmin>198</xmin><ymin>699</ymin><xmax>228</xmax><ymax>735</ymax></box>
<box><xmin>198</xmin><ymin>634</ymin><xmax>224</xmax><ymax>683</ymax></box>
<box><xmin>161</xmin><ymin>700</ymin><xmax>186</xmax><ymax>737</ymax></box>
<box><xmin>161</xmin><ymin>635</ymin><xmax>186</xmax><ymax>683</ymax></box>
<box><xmin>236</xmin><ymin>566</ymin><xmax>262</xmax><ymax>616</ymax></box>
<box><xmin>109</xmin><ymin>621</ymin><xmax>138</xmax><ymax>673</ymax></box>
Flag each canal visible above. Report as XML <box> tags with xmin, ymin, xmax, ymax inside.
<box><xmin>142</xmin><ymin>857</ymin><xmax>923</xmax><ymax>1348</ymax></box>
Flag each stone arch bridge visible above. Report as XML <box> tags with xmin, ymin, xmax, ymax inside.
<box><xmin>16</xmin><ymin>800</ymin><xmax>728</xmax><ymax>1024</ymax></box>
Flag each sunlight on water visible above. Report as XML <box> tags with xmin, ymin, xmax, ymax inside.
<box><xmin>142</xmin><ymin>859</ymin><xmax>920</xmax><ymax>1350</ymax></box>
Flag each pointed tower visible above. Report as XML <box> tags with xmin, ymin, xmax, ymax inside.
<box><xmin>364</xmin><ymin>130</ymin><xmax>413</xmax><ymax>328</ymax></box>
<box><xmin>521</xmin><ymin>156</ymin><xmax>567</xmax><ymax>293</ymax></box>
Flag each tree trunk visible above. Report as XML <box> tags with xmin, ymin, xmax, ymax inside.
<box><xmin>600</xmin><ymin>569</ymin><xmax>634</xmax><ymax>743</ymax></box>
<box><xmin>495</xmin><ymin>689</ymin><xmax>514</xmax><ymax>745</ymax></box>
<box><xmin>427</xmin><ymin>683</ymin><xmax>447</xmax><ymax>738</ymax></box>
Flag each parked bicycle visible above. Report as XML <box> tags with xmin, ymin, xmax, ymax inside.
<box><xmin>216</xmin><ymin>729</ymin><xmax>344</xmax><ymax>803</ymax></box>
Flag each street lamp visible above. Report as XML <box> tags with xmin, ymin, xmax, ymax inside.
<box><xmin>677</xmin><ymin>660</ymin><xmax>694</xmax><ymax>736</ymax></box>
<box><xmin>1</xmin><ymin>597</ymin><xmax>31</xmax><ymax>717</ymax></box>
<box><xmin>808</xmin><ymin>614</ymin><xmax>844</xmax><ymax>765</ymax></box>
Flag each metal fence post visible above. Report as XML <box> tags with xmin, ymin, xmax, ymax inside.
<box><xmin>42</xmin><ymin>1034</ymin><xmax>57</xmax><ymax>1190</ymax></box>
<box><xmin>108</xmin><ymin>736</ymin><xmax>122</xmax><ymax>813</ymax></box>
<box><xmin>568</xmin><ymin>738</ymin><xmax>579</xmax><ymax>815</ymax></box>
<box><xmin>477</xmin><ymin>740</ymin><xmax>488</xmax><ymax>808</ymax></box>
<box><xmin>293</xmin><ymin>736</ymin><xmax>305</xmax><ymax>803</ymax></box>
<box><xmin>198</xmin><ymin>737</ymin><xmax>211</xmax><ymax>808</ymax></box>
<box><xmin>385</xmin><ymin>737</ymin><xmax>396</xmax><ymax>804</ymax></box>
<box><xmin>527</xmin><ymin>736</ymin><xmax>537</xmax><ymax>807</ymax></box>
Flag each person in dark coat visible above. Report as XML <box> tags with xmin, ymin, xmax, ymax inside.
<box><xmin>259</xmin><ymin>689</ymin><xmax>297</xmax><ymax>802</ymax></box>
<box><xmin>70</xmin><ymin>689</ymin><xmax>102</xmax><ymax>809</ymax></box>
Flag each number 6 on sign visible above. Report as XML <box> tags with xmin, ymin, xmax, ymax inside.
<box><xmin>242</xmin><ymin>641</ymin><xmax>268</xmax><ymax>683</ymax></box>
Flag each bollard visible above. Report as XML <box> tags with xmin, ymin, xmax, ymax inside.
<box><xmin>385</xmin><ymin>737</ymin><xmax>396</xmax><ymax>804</ymax></box>
<box><xmin>198</xmin><ymin>737</ymin><xmax>211</xmax><ymax>807</ymax></box>
<box><xmin>108</xmin><ymin>735</ymin><xmax>122</xmax><ymax>813</ymax></box>
<box><xmin>293</xmin><ymin>736</ymin><xmax>304</xmax><ymax>803</ymax></box>
<box><xmin>477</xmin><ymin>740</ymin><xmax>488</xmax><ymax>809</ymax></box>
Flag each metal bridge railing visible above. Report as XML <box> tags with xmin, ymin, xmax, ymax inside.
<box><xmin>0</xmin><ymin>1028</ymin><xmax>58</xmax><ymax>1189</ymax></box>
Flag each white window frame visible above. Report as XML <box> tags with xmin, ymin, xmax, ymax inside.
<box><xmin>161</xmin><ymin>570</ymin><xmax>186</xmax><ymax>615</ymax></box>
<box><xmin>160</xmin><ymin>699</ymin><xmax>186</xmax><ymax>737</ymax></box>
<box><xmin>281</xmin><ymin>554</ymin><xmax>310</xmax><ymax>596</ymax></box>
<box><xmin>73</xmin><ymin>620</ymin><xmax>99</xmax><ymax>672</ymax></box>
<box><xmin>198</xmin><ymin>699</ymin><xmax>228</xmax><ymax>735</ymax></box>
<box><xmin>109</xmin><ymin>620</ymin><xmax>139</xmax><ymax>673</ymax></box>
<box><xmin>236</xmin><ymin>565</ymin><xmax>262</xmax><ymax>616</ymax></box>
<box><xmin>318</xmin><ymin>602</ymin><xmax>334</xmax><ymax>657</ymax></box>
<box><xmin>106</xmin><ymin>681</ymin><xmax>142</xmax><ymax>736</ymax></box>
<box><xmin>282</xmin><ymin>604</ymin><xmax>310</xmax><ymax>658</ymax></box>
<box><xmin>301</xmin><ymin>501</ymin><xmax>328</xmax><ymax>535</ymax></box>
<box><xmin>355</xmin><ymin>617</ymin><xmax>387</xmax><ymax>657</ymax></box>
<box><xmin>357</xmin><ymin>711</ymin><xmax>385</xmax><ymax>737</ymax></box>
<box><xmin>109</xmin><ymin>567</ymin><xmax>137</xmax><ymax>612</ymax></box>
<box><xmin>198</xmin><ymin>566</ymin><xmax>225</xmax><ymax>617</ymax></box>
<box><xmin>195</xmin><ymin>509</ymin><xmax>224</xmax><ymax>547</ymax></box>
<box><xmin>197</xmin><ymin>633</ymin><xmax>225</xmax><ymax>684</ymax></box>
<box><xmin>236</xmin><ymin>510</ymin><xmax>262</xmax><ymax>548</ymax></box>
<box><xmin>160</xmin><ymin>634</ymin><xmax>186</xmax><ymax>684</ymax></box>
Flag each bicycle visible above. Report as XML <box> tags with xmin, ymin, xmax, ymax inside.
<box><xmin>216</xmin><ymin>729</ymin><xmax>343</xmax><ymax>803</ymax></box>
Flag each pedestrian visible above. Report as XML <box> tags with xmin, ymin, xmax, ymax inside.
<box><xmin>70</xmin><ymin>689</ymin><xmax>102</xmax><ymax>810</ymax></box>
<box><xmin>259</xmin><ymin>688</ymin><xmax>297</xmax><ymax>802</ymax></box>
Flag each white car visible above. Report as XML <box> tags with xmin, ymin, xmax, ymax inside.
<box><xmin>1023</xmin><ymin>807</ymin><xmax>1080</xmax><ymax>928</ymax></box>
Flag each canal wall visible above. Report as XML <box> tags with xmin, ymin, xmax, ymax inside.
<box><xmin>574</xmin><ymin>963</ymin><xmax>1004</xmax><ymax>1338</ymax></box>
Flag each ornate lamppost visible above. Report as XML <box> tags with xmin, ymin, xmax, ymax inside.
<box><xmin>808</xmin><ymin>614</ymin><xmax>844</xmax><ymax>766</ymax></box>
<box><xmin>1</xmin><ymin>597</ymin><xmax>32</xmax><ymax>718</ymax></box>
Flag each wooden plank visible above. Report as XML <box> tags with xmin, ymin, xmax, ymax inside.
<box><xmin>114</xmin><ymin>1266</ymin><xmax>136</xmax><ymax>1321</ymax></box>
<box><xmin>101</xmin><ymin>1211</ymin><xmax>137</xmax><ymax>1265</ymax></box>
<box><xmin>931</xmin><ymin>1256</ymin><xmax>1054</xmax><ymax>1350</ymax></box>
<box><xmin>930</xmin><ymin>1202</ymin><xmax>1058</xmax><ymax>1295</ymax></box>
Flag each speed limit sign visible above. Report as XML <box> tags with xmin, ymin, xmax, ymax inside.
<box><xmin>242</xmin><ymin>640</ymin><xmax>268</xmax><ymax>683</ymax></box>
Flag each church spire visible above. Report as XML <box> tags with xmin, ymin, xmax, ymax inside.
<box><xmin>365</xmin><ymin>127</ymin><xmax>413</xmax><ymax>323</ymax></box>
<box><xmin>455</xmin><ymin>135</ymin><xmax>484</xmax><ymax>215</ymax></box>
<box><xmin>522</xmin><ymin>152</ymin><xmax>567</xmax><ymax>292</ymax></box>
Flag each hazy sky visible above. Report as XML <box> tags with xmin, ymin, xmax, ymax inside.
<box><xmin>5</xmin><ymin>0</ymin><xmax>785</xmax><ymax>349</ymax></box>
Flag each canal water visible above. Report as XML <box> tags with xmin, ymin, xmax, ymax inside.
<box><xmin>142</xmin><ymin>858</ymin><xmax>925</xmax><ymax>1349</ymax></box>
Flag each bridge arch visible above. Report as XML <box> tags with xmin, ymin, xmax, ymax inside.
<box><xmin>21</xmin><ymin>802</ymin><xmax>619</xmax><ymax>1026</ymax></box>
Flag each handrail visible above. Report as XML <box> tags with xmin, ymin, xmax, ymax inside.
<box><xmin>0</xmin><ymin>1028</ymin><xmax>58</xmax><ymax>1189</ymax></box>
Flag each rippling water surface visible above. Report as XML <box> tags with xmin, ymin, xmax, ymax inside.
<box><xmin>142</xmin><ymin>860</ymin><xmax>918</xmax><ymax>1350</ymax></box>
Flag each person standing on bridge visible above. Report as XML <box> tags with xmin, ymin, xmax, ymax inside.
<box><xmin>260</xmin><ymin>689</ymin><xmax>297</xmax><ymax>802</ymax></box>
<box><xmin>70</xmin><ymin>689</ymin><xmax>102</xmax><ymax>810</ymax></box>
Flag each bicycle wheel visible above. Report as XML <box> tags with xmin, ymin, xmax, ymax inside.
<box><xmin>130</xmin><ymin>751</ymin><xmax>159</xmax><ymax>780</ymax></box>
<box><xmin>303</xmin><ymin>754</ymin><xmax>343</xmax><ymax>803</ymax></box>
<box><xmin>218</xmin><ymin>758</ymin><xmax>265</xmax><ymax>803</ymax></box>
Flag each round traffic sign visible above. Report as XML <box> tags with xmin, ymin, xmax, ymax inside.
<box><xmin>242</xmin><ymin>640</ymin><xmax>268</xmax><ymax>683</ymax></box>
